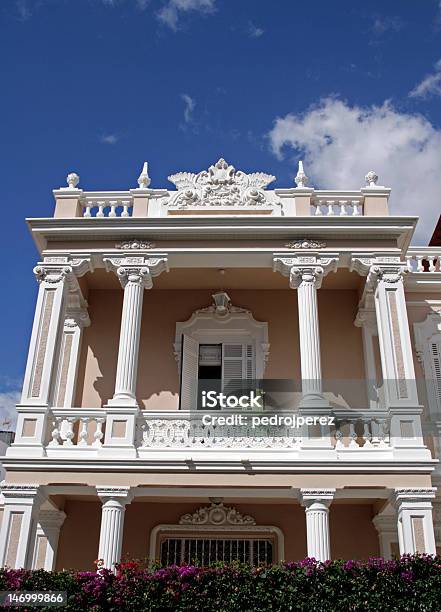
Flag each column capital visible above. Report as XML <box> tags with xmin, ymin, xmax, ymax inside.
<box><xmin>38</xmin><ymin>509</ymin><xmax>66</xmax><ymax>530</ymax></box>
<box><xmin>299</xmin><ymin>488</ymin><xmax>336</xmax><ymax>507</ymax></box>
<box><xmin>354</xmin><ymin>307</ymin><xmax>377</xmax><ymax>331</ymax></box>
<box><xmin>393</xmin><ymin>488</ymin><xmax>437</xmax><ymax>505</ymax></box>
<box><xmin>273</xmin><ymin>256</ymin><xmax>337</xmax><ymax>289</ymax></box>
<box><xmin>96</xmin><ymin>486</ymin><xmax>134</xmax><ymax>505</ymax></box>
<box><xmin>104</xmin><ymin>256</ymin><xmax>168</xmax><ymax>289</ymax></box>
<box><xmin>350</xmin><ymin>255</ymin><xmax>407</xmax><ymax>289</ymax></box>
<box><xmin>33</xmin><ymin>257</ymin><xmax>93</xmax><ymax>287</ymax></box>
<box><xmin>0</xmin><ymin>484</ymin><xmax>46</xmax><ymax>506</ymax></box>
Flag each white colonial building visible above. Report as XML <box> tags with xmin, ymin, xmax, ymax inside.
<box><xmin>1</xmin><ymin>158</ymin><xmax>441</xmax><ymax>571</ymax></box>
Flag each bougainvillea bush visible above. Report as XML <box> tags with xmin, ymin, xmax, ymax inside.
<box><xmin>0</xmin><ymin>555</ymin><xmax>440</xmax><ymax>611</ymax></box>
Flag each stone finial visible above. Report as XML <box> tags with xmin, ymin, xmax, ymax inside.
<box><xmin>295</xmin><ymin>160</ymin><xmax>308</xmax><ymax>188</ymax></box>
<box><xmin>365</xmin><ymin>170</ymin><xmax>379</xmax><ymax>188</ymax></box>
<box><xmin>66</xmin><ymin>172</ymin><xmax>80</xmax><ymax>189</ymax></box>
<box><xmin>137</xmin><ymin>161</ymin><xmax>151</xmax><ymax>189</ymax></box>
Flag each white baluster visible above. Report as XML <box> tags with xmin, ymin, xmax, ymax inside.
<box><xmin>352</xmin><ymin>200</ymin><xmax>361</xmax><ymax>216</ymax></box>
<box><xmin>429</xmin><ymin>256</ymin><xmax>436</xmax><ymax>272</ymax></box>
<box><xmin>63</xmin><ymin>418</ymin><xmax>77</xmax><ymax>446</ymax></box>
<box><xmin>93</xmin><ymin>417</ymin><xmax>105</xmax><ymax>447</ymax></box>
<box><xmin>315</xmin><ymin>201</ymin><xmax>323</xmax><ymax>216</ymax></box>
<box><xmin>49</xmin><ymin>418</ymin><xmax>62</xmax><ymax>446</ymax></box>
<box><xmin>121</xmin><ymin>200</ymin><xmax>130</xmax><ymax>218</ymax></box>
<box><xmin>83</xmin><ymin>202</ymin><xmax>92</xmax><ymax>218</ymax></box>
<box><xmin>96</xmin><ymin>201</ymin><xmax>105</xmax><ymax>218</ymax></box>
<box><xmin>362</xmin><ymin>421</ymin><xmax>373</xmax><ymax>447</ymax></box>
<box><xmin>406</xmin><ymin>256</ymin><xmax>414</xmax><ymax>272</ymax></box>
<box><xmin>334</xmin><ymin>426</ymin><xmax>344</xmax><ymax>448</ymax></box>
<box><xmin>109</xmin><ymin>201</ymin><xmax>117</xmax><ymax>218</ymax></box>
<box><xmin>417</xmin><ymin>255</ymin><xmax>424</xmax><ymax>272</ymax></box>
<box><xmin>339</xmin><ymin>200</ymin><xmax>348</xmax><ymax>216</ymax></box>
<box><xmin>349</xmin><ymin>422</ymin><xmax>358</xmax><ymax>447</ymax></box>
<box><xmin>327</xmin><ymin>200</ymin><xmax>334</xmax><ymax>216</ymax></box>
<box><xmin>78</xmin><ymin>417</ymin><xmax>90</xmax><ymax>447</ymax></box>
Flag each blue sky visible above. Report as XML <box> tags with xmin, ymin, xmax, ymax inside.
<box><xmin>2</xmin><ymin>0</ymin><xmax>441</xmax><ymax>418</ymax></box>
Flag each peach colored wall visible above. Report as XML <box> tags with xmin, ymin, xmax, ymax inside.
<box><xmin>76</xmin><ymin>289</ymin><xmax>366</xmax><ymax>409</ymax></box>
<box><xmin>56</xmin><ymin>500</ymin><xmax>101</xmax><ymax>570</ymax></box>
<box><xmin>55</xmin><ymin>500</ymin><xmax>379</xmax><ymax>569</ymax></box>
<box><xmin>330</xmin><ymin>505</ymin><xmax>379</xmax><ymax>559</ymax></box>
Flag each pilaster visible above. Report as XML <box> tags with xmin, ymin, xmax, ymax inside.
<box><xmin>12</xmin><ymin>258</ymin><xmax>91</xmax><ymax>458</ymax></box>
<box><xmin>32</xmin><ymin>508</ymin><xmax>66</xmax><ymax>570</ymax></box>
<box><xmin>373</xmin><ymin>512</ymin><xmax>398</xmax><ymax>560</ymax></box>
<box><xmin>0</xmin><ymin>484</ymin><xmax>45</xmax><ymax>569</ymax></box>
<box><xmin>392</xmin><ymin>488</ymin><xmax>437</xmax><ymax>555</ymax></box>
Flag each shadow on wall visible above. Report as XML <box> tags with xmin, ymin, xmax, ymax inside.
<box><xmin>75</xmin><ymin>288</ymin><xmax>365</xmax><ymax>410</ymax></box>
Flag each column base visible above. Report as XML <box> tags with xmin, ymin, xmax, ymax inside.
<box><xmin>100</xmin><ymin>406</ymin><xmax>140</xmax><ymax>458</ymax></box>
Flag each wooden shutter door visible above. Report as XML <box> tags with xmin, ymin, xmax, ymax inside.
<box><xmin>179</xmin><ymin>335</ymin><xmax>199</xmax><ymax>410</ymax></box>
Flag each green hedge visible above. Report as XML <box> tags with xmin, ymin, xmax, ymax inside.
<box><xmin>0</xmin><ymin>555</ymin><xmax>440</xmax><ymax>611</ymax></box>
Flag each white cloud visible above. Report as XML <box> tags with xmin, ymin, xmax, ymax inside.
<box><xmin>267</xmin><ymin>97</ymin><xmax>441</xmax><ymax>243</ymax></box>
<box><xmin>0</xmin><ymin>391</ymin><xmax>20</xmax><ymax>430</ymax></box>
<box><xmin>157</xmin><ymin>0</ymin><xmax>216</xmax><ymax>31</ymax></box>
<box><xmin>248</xmin><ymin>21</ymin><xmax>264</xmax><ymax>38</ymax></box>
<box><xmin>409</xmin><ymin>58</ymin><xmax>441</xmax><ymax>98</ymax></box>
<box><xmin>15</xmin><ymin>0</ymin><xmax>31</xmax><ymax>20</ymax></box>
<box><xmin>181</xmin><ymin>93</ymin><xmax>195</xmax><ymax>123</ymax></box>
<box><xmin>372</xmin><ymin>15</ymin><xmax>403</xmax><ymax>35</ymax></box>
<box><xmin>100</xmin><ymin>133</ymin><xmax>119</xmax><ymax>145</ymax></box>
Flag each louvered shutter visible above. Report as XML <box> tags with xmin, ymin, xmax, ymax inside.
<box><xmin>179</xmin><ymin>335</ymin><xmax>199</xmax><ymax>410</ymax></box>
<box><xmin>430</xmin><ymin>342</ymin><xmax>441</xmax><ymax>411</ymax></box>
<box><xmin>222</xmin><ymin>343</ymin><xmax>255</xmax><ymax>396</ymax></box>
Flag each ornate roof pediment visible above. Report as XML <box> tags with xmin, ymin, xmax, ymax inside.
<box><xmin>167</xmin><ymin>158</ymin><xmax>276</xmax><ymax>208</ymax></box>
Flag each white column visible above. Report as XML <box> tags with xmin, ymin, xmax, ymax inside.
<box><xmin>0</xmin><ymin>484</ymin><xmax>44</xmax><ymax>569</ymax></box>
<box><xmin>53</xmin><ymin>303</ymin><xmax>90</xmax><ymax>408</ymax></box>
<box><xmin>393</xmin><ymin>488</ymin><xmax>437</xmax><ymax>555</ymax></box>
<box><xmin>96</xmin><ymin>487</ymin><xmax>133</xmax><ymax>571</ymax></box>
<box><xmin>32</xmin><ymin>509</ymin><xmax>66</xmax><ymax>570</ymax></box>
<box><xmin>372</xmin><ymin>513</ymin><xmax>398</xmax><ymax>560</ymax></box>
<box><xmin>300</xmin><ymin>488</ymin><xmax>335</xmax><ymax>561</ymax></box>
<box><xmin>273</xmin><ymin>256</ymin><xmax>337</xmax><ymax>407</ymax></box>
<box><xmin>110</xmin><ymin>268</ymin><xmax>151</xmax><ymax>406</ymax></box>
<box><xmin>291</xmin><ymin>268</ymin><xmax>324</xmax><ymax>402</ymax></box>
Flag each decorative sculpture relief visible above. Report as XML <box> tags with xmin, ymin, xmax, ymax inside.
<box><xmin>167</xmin><ymin>158</ymin><xmax>276</xmax><ymax>208</ymax></box>
<box><xmin>116</xmin><ymin>240</ymin><xmax>156</xmax><ymax>250</ymax></box>
<box><xmin>179</xmin><ymin>502</ymin><xmax>256</xmax><ymax>526</ymax></box>
<box><xmin>285</xmin><ymin>239</ymin><xmax>326</xmax><ymax>250</ymax></box>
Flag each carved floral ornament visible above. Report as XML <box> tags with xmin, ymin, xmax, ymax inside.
<box><xmin>116</xmin><ymin>240</ymin><xmax>155</xmax><ymax>250</ymax></box>
<box><xmin>167</xmin><ymin>158</ymin><xmax>276</xmax><ymax>208</ymax></box>
<box><xmin>284</xmin><ymin>239</ymin><xmax>326</xmax><ymax>250</ymax></box>
<box><xmin>179</xmin><ymin>502</ymin><xmax>256</xmax><ymax>526</ymax></box>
